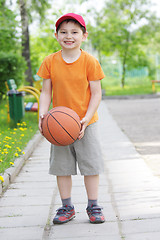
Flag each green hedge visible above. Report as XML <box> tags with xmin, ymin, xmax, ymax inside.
<box><xmin>0</xmin><ymin>52</ymin><xmax>26</xmax><ymax>98</ymax></box>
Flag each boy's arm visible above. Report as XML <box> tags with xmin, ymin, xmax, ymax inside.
<box><xmin>39</xmin><ymin>78</ymin><xmax>52</xmax><ymax>134</ymax></box>
<box><xmin>78</xmin><ymin>80</ymin><xmax>102</xmax><ymax>140</ymax></box>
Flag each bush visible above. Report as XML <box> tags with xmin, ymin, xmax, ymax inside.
<box><xmin>0</xmin><ymin>52</ymin><xmax>26</xmax><ymax>98</ymax></box>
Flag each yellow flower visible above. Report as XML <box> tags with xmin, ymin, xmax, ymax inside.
<box><xmin>0</xmin><ymin>176</ymin><xmax>4</xmax><ymax>182</ymax></box>
<box><xmin>16</xmin><ymin>147</ymin><xmax>21</xmax><ymax>152</ymax></box>
<box><xmin>0</xmin><ymin>159</ymin><xmax>3</xmax><ymax>162</ymax></box>
<box><xmin>22</xmin><ymin>151</ymin><xmax>25</xmax><ymax>155</ymax></box>
<box><xmin>21</xmin><ymin>134</ymin><xmax>24</xmax><ymax>137</ymax></box>
<box><xmin>15</xmin><ymin>153</ymin><xmax>19</xmax><ymax>157</ymax></box>
<box><xmin>10</xmin><ymin>162</ymin><xmax>14</xmax><ymax>165</ymax></box>
<box><xmin>5</xmin><ymin>136</ymin><xmax>10</xmax><ymax>140</ymax></box>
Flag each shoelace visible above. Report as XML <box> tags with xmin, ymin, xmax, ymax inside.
<box><xmin>56</xmin><ymin>207</ymin><xmax>68</xmax><ymax>214</ymax></box>
<box><xmin>56</xmin><ymin>206</ymin><xmax>73</xmax><ymax>215</ymax></box>
<box><xmin>89</xmin><ymin>207</ymin><xmax>103</xmax><ymax>215</ymax></box>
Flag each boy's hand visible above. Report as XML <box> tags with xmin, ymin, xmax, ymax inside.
<box><xmin>78</xmin><ymin>116</ymin><xmax>89</xmax><ymax>140</ymax></box>
<box><xmin>39</xmin><ymin>114</ymin><xmax>45</xmax><ymax>135</ymax></box>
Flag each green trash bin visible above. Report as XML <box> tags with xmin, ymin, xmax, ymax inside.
<box><xmin>7</xmin><ymin>90</ymin><xmax>25</xmax><ymax>123</ymax></box>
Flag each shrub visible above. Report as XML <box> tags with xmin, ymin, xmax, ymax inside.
<box><xmin>0</xmin><ymin>52</ymin><xmax>26</xmax><ymax>98</ymax></box>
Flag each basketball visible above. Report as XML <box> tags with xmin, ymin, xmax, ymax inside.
<box><xmin>42</xmin><ymin>106</ymin><xmax>81</xmax><ymax>146</ymax></box>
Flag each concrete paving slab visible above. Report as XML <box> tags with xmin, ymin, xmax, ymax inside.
<box><xmin>14</xmin><ymin>174</ymin><xmax>54</xmax><ymax>183</ymax></box>
<box><xmin>121</xmin><ymin>218</ymin><xmax>160</xmax><ymax>234</ymax></box>
<box><xmin>113</xmin><ymin>190</ymin><xmax>160</xmax><ymax>204</ymax></box>
<box><xmin>55</xmin><ymin>236</ymin><xmax>121</xmax><ymax>240</ymax></box>
<box><xmin>125</xmin><ymin>231</ymin><xmax>160</xmax><ymax>240</ymax></box>
<box><xmin>0</xmin><ymin>195</ymin><xmax>52</xmax><ymax>207</ymax></box>
<box><xmin>21</xmin><ymin>165</ymin><xmax>49</xmax><ymax>172</ymax></box>
<box><xmin>118</xmin><ymin>205</ymin><xmax>160</xmax><ymax>220</ymax></box>
<box><xmin>106</xmin><ymin>159</ymin><xmax>152</xmax><ymax>174</ymax></box>
<box><xmin>49</xmin><ymin>221</ymin><xmax>120</xmax><ymax>239</ymax></box>
<box><xmin>3</xmin><ymin>188</ymin><xmax>54</xmax><ymax>197</ymax></box>
<box><xmin>9</xmin><ymin>181</ymin><xmax>55</xmax><ymax>189</ymax></box>
<box><xmin>0</xmin><ymin>214</ymin><xmax>47</xmax><ymax>228</ymax></box>
<box><xmin>0</xmin><ymin>226</ymin><xmax>43</xmax><ymax>240</ymax></box>
<box><xmin>0</xmin><ymin>205</ymin><xmax>51</xmax><ymax>217</ymax></box>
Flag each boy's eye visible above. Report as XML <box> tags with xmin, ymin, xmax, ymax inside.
<box><xmin>61</xmin><ymin>31</ymin><xmax>66</xmax><ymax>34</ymax></box>
<box><xmin>73</xmin><ymin>31</ymin><xmax>78</xmax><ymax>34</ymax></box>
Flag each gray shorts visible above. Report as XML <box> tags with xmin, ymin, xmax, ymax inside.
<box><xmin>49</xmin><ymin>122</ymin><xmax>104</xmax><ymax>176</ymax></box>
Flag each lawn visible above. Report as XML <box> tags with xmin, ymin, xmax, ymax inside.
<box><xmin>0</xmin><ymin>98</ymin><xmax>38</xmax><ymax>175</ymax></box>
<box><xmin>101</xmin><ymin>76</ymin><xmax>160</xmax><ymax>96</ymax></box>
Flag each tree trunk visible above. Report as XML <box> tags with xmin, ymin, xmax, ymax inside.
<box><xmin>121</xmin><ymin>54</ymin><xmax>126</xmax><ymax>88</ymax></box>
<box><xmin>19</xmin><ymin>0</ymin><xmax>33</xmax><ymax>86</ymax></box>
<box><xmin>121</xmin><ymin>33</ymin><xmax>130</xmax><ymax>88</ymax></box>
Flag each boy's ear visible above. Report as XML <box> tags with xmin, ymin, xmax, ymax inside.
<box><xmin>82</xmin><ymin>31</ymin><xmax>88</xmax><ymax>41</ymax></box>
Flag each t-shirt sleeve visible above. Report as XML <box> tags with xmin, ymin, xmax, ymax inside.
<box><xmin>87</xmin><ymin>56</ymin><xmax>105</xmax><ymax>81</ymax></box>
<box><xmin>36</xmin><ymin>56</ymin><xmax>51</xmax><ymax>79</ymax></box>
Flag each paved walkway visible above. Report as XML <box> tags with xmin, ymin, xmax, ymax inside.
<box><xmin>0</xmin><ymin>101</ymin><xmax>160</xmax><ymax>240</ymax></box>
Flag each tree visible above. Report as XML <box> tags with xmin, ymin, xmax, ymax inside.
<box><xmin>0</xmin><ymin>0</ymin><xmax>26</xmax><ymax>98</ymax></box>
<box><xmin>30</xmin><ymin>19</ymin><xmax>61</xmax><ymax>74</ymax></box>
<box><xmin>88</xmin><ymin>0</ymin><xmax>158</xmax><ymax>87</ymax></box>
<box><xmin>0</xmin><ymin>0</ymin><xmax>19</xmax><ymax>52</ymax></box>
<box><xmin>17</xmin><ymin>0</ymin><xmax>50</xmax><ymax>85</ymax></box>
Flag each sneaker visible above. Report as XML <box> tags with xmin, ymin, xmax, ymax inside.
<box><xmin>53</xmin><ymin>205</ymin><xmax>75</xmax><ymax>224</ymax></box>
<box><xmin>86</xmin><ymin>205</ymin><xmax>105</xmax><ymax>224</ymax></box>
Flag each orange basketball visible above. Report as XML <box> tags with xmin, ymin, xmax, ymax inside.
<box><xmin>42</xmin><ymin>106</ymin><xmax>81</xmax><ymax>146</ymax></box>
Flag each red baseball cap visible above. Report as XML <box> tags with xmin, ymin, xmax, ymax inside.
<box><xmin>55</xmin><ymin>13</ymin><xmax>86</xmax><ymax>31</ymax></box>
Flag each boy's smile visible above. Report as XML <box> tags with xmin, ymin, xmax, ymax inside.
<box><xmin>55</xmin><ymin>21</ymin><xmax>88</xmax><ymax>51</ymax></box>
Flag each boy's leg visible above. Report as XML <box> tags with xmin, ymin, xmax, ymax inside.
<box><xmin>84</xmin><ymin>175</ymin><xmax>99</xmax><ymax>201</ymax></box>
<box><xmin>57</xmin><ymin>176</ymin><xmax>72</xmax><ymax>200</ymax></box>
<box><xmin>53</xmin><ymin>176</ymin><xmax>75</xmax><ymax>224</ymax></box>
<box><xmin>84</xmin><ymin>175</ymin><xmax>105</xmax><ymax>224</ymax></box>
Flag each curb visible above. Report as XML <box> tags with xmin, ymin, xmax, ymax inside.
<box><xmin>0</xmin><ymin>131</ymin><xmax>43</xmax><ymax>196</ymax></box>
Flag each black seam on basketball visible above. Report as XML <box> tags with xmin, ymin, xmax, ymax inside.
<box><xmin>50</xmin><ymin>110</ymin><xmax>81</xmax><ymax>130</ymax></box>
<box><xmin>46</xmin><ymin>114</ymin><xmax>62</xmax><ymax>145</ymax></box>
<box><xmin>48</xmin><ymin>112</ymin><xmax>76</xmax><ymax>141</ymax></box>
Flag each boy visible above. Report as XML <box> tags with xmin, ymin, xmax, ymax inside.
<box><xmin>37</xmin><ymin>13</ymin><xmax>105</xmax><ymax>224</ymax></box>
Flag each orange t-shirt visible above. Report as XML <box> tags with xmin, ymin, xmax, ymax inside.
<box><xmin>37</xmin><ymin>50</ymin><xmax>105</xmax><ymax>125</ymax></box>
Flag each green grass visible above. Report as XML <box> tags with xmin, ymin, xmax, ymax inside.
<box><xmin>0</xmin><ymin>98</ymin><xmax>38</xmax><ymax>175</ymax></box>
<box><xmin>101</xmin><ymin>76</ymin><xmax>160</xmax><ymax>96</ymax></box>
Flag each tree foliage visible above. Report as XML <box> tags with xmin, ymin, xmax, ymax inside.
<box><xmin>0</xmin><ymin>0</ymin><xmax>19</xmax><ymax>51</ymax></box>
<box><xmin>0</xmin><ymin>52</ymin><xmax>26</xmax><ymax>98</ymax></box>
<box><xmin>88</xmin><ymin>0</ymin><xmax>159</xmax><ymax>87</ymax></box>
<box><xmin>0</xmin><ymin>0</ymin><xmax>26</xmax><ymax>98</ymax></box>
<box><xmin>30</xmin><ymin>20</ymin><xmax>61</xmax><ymax>75</ymax></box>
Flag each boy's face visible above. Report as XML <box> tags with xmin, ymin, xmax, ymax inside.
<box><xmin>55</xmin><ymin>21</ymin><xmax>88</xmax><ymax>50</ymax></box>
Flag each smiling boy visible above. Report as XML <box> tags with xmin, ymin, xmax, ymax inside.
<box><xmin>37</xmin><ymin>13</ymin><xmax>105</xmax><ymax>224</ymax></box>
